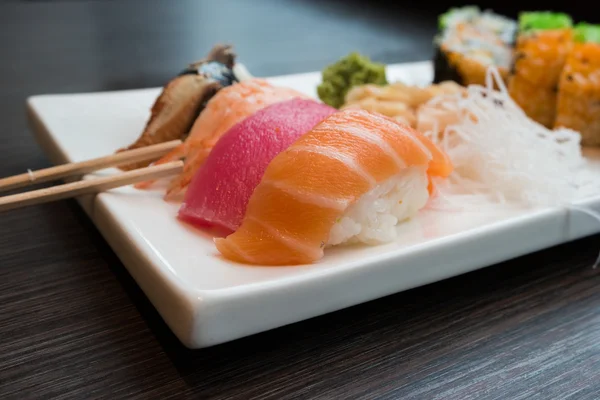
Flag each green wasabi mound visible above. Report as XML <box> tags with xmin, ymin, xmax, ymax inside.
<box><xmin>519</xmin><ymin>11</ymin><xmax>573</xmax><ymax>32</ymax></box>
<box><xmin>574</xmin><ymin>23</ymin><xmax>600</xmax><ymax>44</ymax></box>
<box><xmin>317</xmin><ymin>52</ymin><xmax>387</xmax><ymax>108</ymax></box>
<box><xmin>438</xmin><ymin>6</ymin><xmax>480</xmax><ymax>30</ymax></box>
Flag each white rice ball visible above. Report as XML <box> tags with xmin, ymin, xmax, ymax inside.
<box><xmin>327</xmin><ymin>166</ymin><xmax>429</xmax><ymax>246</ymax></box>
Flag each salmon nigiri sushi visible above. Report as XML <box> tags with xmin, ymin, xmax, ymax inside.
<box><xmin>215</xmin><ymin>109</ymin><xmax>453</xmax><ymax>266</ymax></box>
<box><xmin>139</xmin><ymin>78</ymin><xmax>307</xmax><ymax>199</ymax></box>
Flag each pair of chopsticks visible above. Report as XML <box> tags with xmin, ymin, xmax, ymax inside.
<box><xmin>0</xmin><ymin>140</ymin><xmax>184</xmax><ymax>212</ymax></box>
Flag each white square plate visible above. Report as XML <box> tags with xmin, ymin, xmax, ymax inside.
<box><xmin>27</xmin><ymin>61</ymin><xmax>600</xmax><ymax>349</ymax></box>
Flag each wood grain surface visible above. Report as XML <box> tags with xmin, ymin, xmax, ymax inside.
<box><xmin>0</xmin><ymin>1</ymin><xmax>599</xmax><ymax>399</ymax></box>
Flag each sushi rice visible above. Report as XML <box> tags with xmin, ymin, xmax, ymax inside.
<box><xmin>439</xmin><ymin>6</ymin><xmax>516</xmax><ymax>44</ymax></box>
<box><xmin>328</xmin><ymin>167</ymin><xmax>429</xmax><ymax>246</ymax></box>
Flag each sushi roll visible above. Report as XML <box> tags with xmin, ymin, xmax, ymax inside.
<box><xmin>507</xmin><ymin>12</ymin><xmax>574</xmax><ymax>128</ymax></box>
<box><xmin>433</xmin><ymin>6</ymin><xmax>516</xmax><ymax>86</ymax></box>
<box><xmin>440</xmin><ymin>6</ymin><xmax>516</xmax><ymax>45</ymax></box>
<box><xmin>438</xmin><ymin>6</ymin><xmax>480</xmax><ymax>31</ymax></box>
<box><xmin>215</xmin><ymin>109</ymin><xmax>452</xmax><ymax>266</ymax></box>
<box><xmin>555</xmin><ymin>23</ymin><xmax>600</xmax><ymax>146</ymax></box>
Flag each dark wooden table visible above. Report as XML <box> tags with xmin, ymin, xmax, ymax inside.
<box><xmin>1</xmin><ymin>1</ymin><xmax>599</xmax><ymax>398</ymax></box>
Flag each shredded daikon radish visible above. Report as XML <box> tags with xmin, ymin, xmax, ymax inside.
<box><xmin>420</xmin><ymin>66</ymin><xmax>598</xmax><ymax>210</ymax></box>
<box><xmin>416</xmin><ymin>66</ymin><xmax>600</xmax><ymax>267</ymax></box>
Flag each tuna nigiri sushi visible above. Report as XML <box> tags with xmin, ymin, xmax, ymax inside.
<box><xmin>178</xmin><ymin>98</ymin><xmax>337</xmax><ymax>233</ymax></box>
<box><xmin>140</xmin><ymin>78</ymin><xmax>307</xmax><ymax>199</ymax></box>
<box><xmin>215</xmin><ymin>109</ymin><xmax>453</xmax><ymax>266</ymax></box>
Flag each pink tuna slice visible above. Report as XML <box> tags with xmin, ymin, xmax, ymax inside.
<box><xmin>178</xmin><ymin>98</ymin><xmax>337</xmax><ymax>233</ymax></box>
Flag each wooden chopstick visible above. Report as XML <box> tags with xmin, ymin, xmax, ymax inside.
<box><xmin>0</xmin><ymin>161</ymin><xmax>183</xmax><ymax>212</ymax></box>
<box><xmin>0</xmin><ymin>139</ymin><xmax>182</xmax><ymax>193</ymax></box>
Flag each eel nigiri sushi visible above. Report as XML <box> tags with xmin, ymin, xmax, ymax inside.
<box><xmin>433</xmin><ymin>6</ymin><xmax>516</xmax><ymax>86</ymax></box>
<box><xmin>508</xmin><ymin>12</ymin><xmax>573</xmax><ymax>128</ymax></box>
<box><xmin>555</xmin><ymin>23</ymin><xmax>600</xmax><ymax>146</ymax></box>
<box><xmin>215</xmin><ymin>109</ymin><xmax>453</xmax><ymax>266</ymax></box>
<box><xmin>178</xmin><ymin>98</ymin><xmax>337</xmax><ymax>233</ymax></box>
<box><xmin>117</xmin><ymin>44</ymin><xmax>241</xmax><ymax>171</ymax></box>
<box><xmin>141</xmin><ymin>79</ymin><xmax>307</xmax><ymax>199</ymax></box>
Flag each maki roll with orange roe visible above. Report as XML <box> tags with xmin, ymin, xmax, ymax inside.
<box><xmin>433</xmin><ymin>6</ymin><xmax>516</xmax><ymax>86</ymax></box>
<box><xmin>555</xmin><ymin>23</ymin><xmax>600</xmax><ymax>146</ymax></box>
<box><xmin>507</xmin><ymin>12</ymin><xmax>573</xmax><ymax>128</ymax></box>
